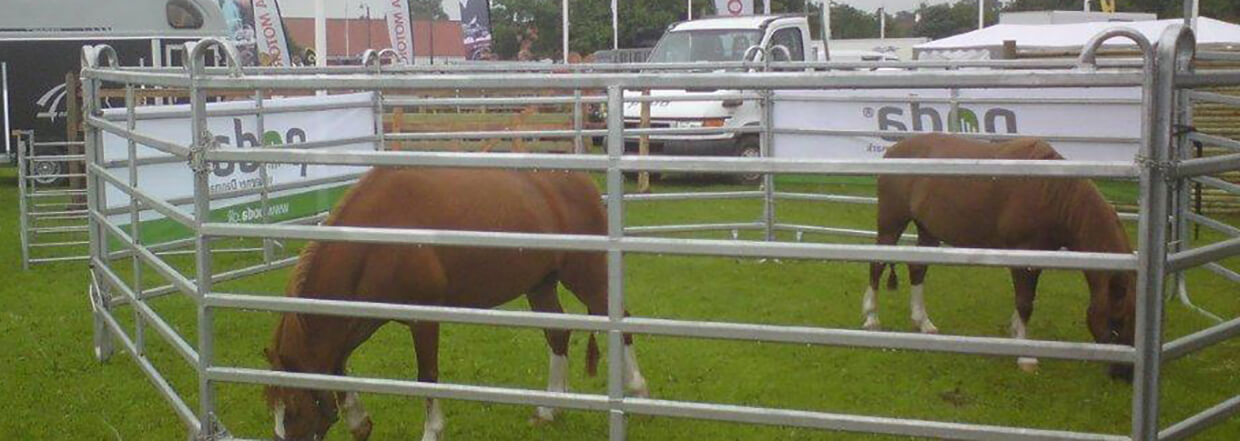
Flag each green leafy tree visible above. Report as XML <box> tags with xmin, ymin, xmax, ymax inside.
<box><xmin>411</xmin><ymin>0</ymin><xmax>448</xmax><ymax>20</ymax></box>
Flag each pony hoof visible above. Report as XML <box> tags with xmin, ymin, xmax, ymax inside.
<box><xmin>919</xmin><ymin>322</ymin><xmax>939</xmax><ymax>334</ymax></box>
<box><xmin>350</xmin><ymin>416</ymin><xmax>373</xmax><ymax>441</ymax></box>
<box><xmin>862</xmin><ymin>317</ymin><xmax>882</xmax><ymax>331</ymax></box>
<box><xmin>1018</xmin><ymin>357</ymin><xmax>1039</xmax><ymax>373</ymax></box>
<box><xmin>529</xmin><ymin>409</ymin><xmax>556</xmax><ymax>426</ymax></box>
<box><xmin>628</xmin><ymin>386</ymin><xmax>651</xmax><ymax>399</ymax></box>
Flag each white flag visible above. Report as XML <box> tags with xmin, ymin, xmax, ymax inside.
<box><xmin>385</xmin><ymin>0</ymin><xmax>415</xmax><ymax>63</ymax></box>
<box><xmin>714</xmin><ymin>0</ymin><xmax>754</xmax><ymax>16</ymax></box>
<box><xmin>251</xmin><ymin>0</ymin><xmax>292</xmax><ymax>66</ymax></box>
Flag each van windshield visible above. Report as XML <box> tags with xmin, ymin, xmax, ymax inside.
<box><xmin>647</xmin><ymin>29</ymin><xmax>764</xmax><ymax>63</ymax></box>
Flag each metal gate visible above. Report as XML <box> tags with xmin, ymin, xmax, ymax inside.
<box><xmin>79</xmin><ymin>24</ymin><xmax>1238</xmax><ymax>441</ymax></box>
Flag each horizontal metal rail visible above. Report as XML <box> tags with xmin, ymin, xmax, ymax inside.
<box><xmin>209</xmin><ymin>367</ymin><xmax>609</xmax><ymax>411</ymax></box>
<box><xmin>28</xmin><ymin>240</ymin><xmax>90</xmax><ymax>248</ymax></box>
<box><xmin>94</xmin><ymin>297</ymin><xmax>201</xmax><ymax>434</ymax></box>
<box><xmin>31</xmin><ymin>225</ymin><xmax>89</xmax><ymax>234</ymax></box>
<box><xmin>200</xmin><ymin>223</ymin><xmax>1138</xmax><ymax>272</ymax></box>
<box><xmin>774</xmin><ymin>223</ymin><xmax>894</xmax><ymax>241</ymax></box>
<box><xmin>1191</xmin><ymin>176</ymin><xmax>1240</xmax><ymax>196</ymax></box>
<box><xmin>773</xmin><ymin>127</ymin><xmax>1139</xmax><ymax>145</ymax></box>
<box><xmin>623</xmin><ymin>191</ymin><xmax>763</xmax><ymax>202</ymax></box>
<box><xmin>30</xmin><ymin>141</ymin><xmax>85</xmax><ymax>148</ymax></box>
<box><xmin>23</xmin><ymin>172</ymin><xmax>86</xmax><ymax>180</ymax></box>
<box><xmin>1186</xmin><ymin>90</ymin><xmax>1240</xmax><ymax>107</ymax></box>
<box><xmin>776</xmin><ymin>192</ymin><xmax>877</xmax><ymax>205</ymax></box>
<box><xmin>1187</xmin><ymin>212</ymin><xmax>1240</xmax><ymax>238</ymax></box>
<box><xmin>1161</xmin><ymin>316</ymin><xmax>1240</xmax><ymax>362</ymax></box>
<box><xmin>775</xmin><ymin>94</ymin><xmax>1140</xmax><ymax>106</ymax></box>
<box><xmin>385</xmin><ymin>95</ymin><xmax>608</xmax><ymax>107</ymax></box>
<box><xmin>110</xmin><ymin>255</ymin><xmax>301</xmax><ymax>308</ymax></box>
<box><xmin>94</xmin><ymin>258</ymin><xmax>200</xmax><ymax>367</ymax></box>
<box><xmin>1186</xmin><ymin>132</ymin><xmax>1240</xmax><ymax>152</ymax></box>
<box><xmin>28</xmin><ymin>209</ymin><xmax>88</xmax><ymax>217</ymax></box>
<box><xmin>1171</xmin><ymin>152</ymin><xmax>1240</xmax><ymax>178</ymax></box>
<box><xmin>203</xmin><ymin>148</ymin><xmax>1141</xmax><ymax>178</ymax></box>
<box><xmin>1203</xmin><ymin>262</ymin><xmax>1240</xmax><ymax>283</ymax></box>
<box><xmin>26</xmin><ymin>154</ymin><xmax>86</xmax><ymax>161</ymax></box>
<box><xmin>624</xmin><ymin>397</ymin><xmax>1129</xmax><ymax>441</ymax></box>
<box><xmin>92</xmin><ymin>212</ymin><xmax>197</xmax><ymax>297</ymax></box>
<box><xmin>1158</xmin><ymin>395</ymin><xmax>1240</xmax><ymax>441</ymax></box>
<box><xmin>1179</xmin><ymin>70</ymin><xmax>1240</xmax><ymax>88</ymax></box>
<box><xmin>85</xmin><ymin>70</ymin><xmax>1150</xmax><ymax>92</ymax></box>
<box><xmin>27</xmin><ymin>189</ymin><xmax>88</xmax><ymax>197</ymax></box>
<box><xmin>625</xmin><ymin>222</ymin><xmax>764</xmax><ymax>235</ymax></box>
<box><xmin>388</xmin><ymin>129</ymin><xmax>607</xmax><ymax>141</ymax></box>
<box><xmin>100</xmin><ymin>100</ymin><xmax>373</xmax><ymax>122</ymax></box>
<box><xmin>1196</xmin><ymin>51</ymin><xmax>1240</xmax><ymax>62</ymax></box>
<box><xmin>27</xmin><ymin>255</ymin><xmax>90</xmax><ymax>264</ymax></box>
<box><xmin>89</xmin><ymin>163</ymin><xmax>195</xmax><ymax>228</ymax></box>
<box><xmin>206</xmin><ymin>293</ymin><xmax>1132</xmax><ymax>363</ymax></box>
<box><xmin>87</xmin><ymin>116</ymin><xmax>190</xmax><ymax>158</ymax></box>
<box><xmin>1165</xmin><ymin>236</ymin><xmax>1240</xmax><ymax>272</ymax></box>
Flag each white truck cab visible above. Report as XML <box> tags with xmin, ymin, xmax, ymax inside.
<box><xmin>622</xmin><ymin>15</ymin><xmax>814</xmax><ymax>165</ymax></box>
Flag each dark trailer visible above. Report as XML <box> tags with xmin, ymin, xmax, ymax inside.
<box><xmin>2</xmin><ymin>0</ymin><xmax>227</xmax><ymax>160</ymax></box>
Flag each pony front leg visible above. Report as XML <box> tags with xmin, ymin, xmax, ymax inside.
<box><xmin>411</xmin><ymin>321</ymin><xmax>445</xmax><ymax>441</ymax></box>
<box><xmin>338</xmin><ymin>391</ymin><xmax>373</xmax><ymax>440</ymax></box>
<box><xmin>1010</xmin><ymin>268</ymin><xmax>1041</xmax><ymax>373</ymax></box>
<box><xmin>909</xmin><ymin>283</ymin><xmax>939</xmax><ymax>334</ymax></box>
<box><xmin>622</xmin><ymin>338</ymin><xmax>649</xmax><ymax>398</ymax></box>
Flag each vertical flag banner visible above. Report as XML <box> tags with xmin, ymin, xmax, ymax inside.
<box><xmin>714</xmin><ymin>0</ymin><xmax>754</xmax><ymax>17</ymax></box>
<box><xmin>386</xmin><ymin>0</ymin><xmax>415</xmax><ymax>62</ymax></box>
<box><xmin>459</xmin><ymin>0</ymin><xmax>494</xmax><ymax>60</ymax></box>
<box><xmin>252</xmin><ymin>0</ymin><xmax>292</xmax><ymax>66</ymax></box>
<box><xmin>218</xmin><ymin>0</ymin><xmax>259</xmax><ymax>65</ymax></box>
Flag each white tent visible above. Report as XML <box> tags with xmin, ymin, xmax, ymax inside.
<box><xmin>915</xmin><ymin>17</ymin><xmax>1240</xmax><ymax>60</ymax></box>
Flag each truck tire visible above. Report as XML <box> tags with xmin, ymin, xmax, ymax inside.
<box><xmin>736</xmin><ymin>138</ymin><xmax>762</xmax><ymax>184</ymax></box>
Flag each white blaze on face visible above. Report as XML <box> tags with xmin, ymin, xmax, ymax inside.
<box><xmin>274</xmin><ymin>402</ymin><xmax>287</xmax><ymax>439</ymax></box>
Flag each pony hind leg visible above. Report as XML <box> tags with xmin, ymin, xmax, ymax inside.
<box><xmin>337</xmin><ymin>390</ymin><xmax>373</xmax><ymax>441</ymax></box>
<box><xmin>907</xmin><ymin>224</ymin><xmax>940</xmax><ymax>334</ymax></box>
<box><xmin>526</xmin><ymin>276</ymin><xmax>571</xmax><ymax>423</ymax></box>
<box><xmin>408</xmin><ymin>321</ymin><xmax>444</xmax><ymax>441</ymax></box>
<box><xmin>864</xmin><ymin>214</ymin><xmax>912</xmax><ymax>331</ymax></box>
<box><xmin>1010</xmin><ymin>268</ymin><xmax>1042</xmax><ymax>373</ymax></box>
<box><xmin>559</xmin><ymin>252</ymin><xmax>649</xmax><ymax>398</ymax></box>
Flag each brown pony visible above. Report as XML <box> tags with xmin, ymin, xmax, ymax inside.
<box><xmin>264</xmin><ymin>168</ymin><xmax>650</xmax><ymax>441</ymax></box>
<box><xmin>862</xmin><ymin>134</ymin><xmax>1135</xmax><ymax>379</ymax></box>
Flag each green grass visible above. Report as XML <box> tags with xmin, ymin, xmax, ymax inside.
<box><xmin>2</xmin><ymin>166</ymin><xmax>1238</xmax><ymax>440</ymax></box>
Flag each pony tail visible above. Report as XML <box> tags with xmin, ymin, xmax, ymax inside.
<box><xmin>885</xmin><ymin>263</ymin><xmax>899</xmax><ymax>290</ymax></box>
<box><xmin>585</xmin><ymin>333</ymin><xmax>600</xmax><ymax>377</ymax></box>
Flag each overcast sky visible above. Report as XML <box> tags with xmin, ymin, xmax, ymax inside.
<box><xmin>275</xmin><ymin>0</ymin><xmax>967</xmax><ymax>19</ymax></box>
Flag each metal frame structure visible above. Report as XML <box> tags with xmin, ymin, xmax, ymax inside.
<box><xmin>78</xmin><ymin>25</ymin><xmax>1239</xmax><ymax>441</ymax></box>
<box><xmin>15</xmin><ymin>130</ymin><xmax>90</xmax><ymax>268</ymax></box>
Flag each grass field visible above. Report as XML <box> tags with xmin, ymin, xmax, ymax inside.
<box><xmin>2</xmin><ymin>166</ymin><xmax>1238</xmax><ymax>441</ymax></box>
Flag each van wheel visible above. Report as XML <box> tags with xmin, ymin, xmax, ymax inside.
<box><xmin>29</xmin><ymin>160</ymin><xmax>65</xmax><ymax>186</ymax></box>
<box><xmin>736</xmin><ymin>139</ymin><xmax>761</xmax><ymax>184</ymax></box>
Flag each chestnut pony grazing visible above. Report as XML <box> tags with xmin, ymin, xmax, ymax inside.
<box><xmin>264</xmin><ymin>168</ymin><xmax>649</xmax><ymax>441</ymax></box>
<box><xmin>862</xmin><ymin>134</ymin><xmax>1136</xmax><ymax>379</ymax></box>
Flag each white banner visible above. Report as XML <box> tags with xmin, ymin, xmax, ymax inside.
<box><xmin>772</xmin><ymin>87</ymin><xmax>1142</xmax><ymax>161</ymax></box>
<box><xmin>385</xmin><ymin>0</ymin><xmax>415</xmax><ymax>62</ymax></box>
<box><xmin>252</xmin><ymin>0</ymin><xmax>292</xmax><ymax>66</ymax></box>
<box><xmin>100</xmin><ymin>93</ymin><xmax>377</xmax><ymax>236</ymax></box>
<box><xmin>714</xmin><ymin>0</ymin><xmax>753</xmax><ymax>16</ymax></box>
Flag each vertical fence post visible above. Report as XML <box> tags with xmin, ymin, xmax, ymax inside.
<box><xmin>126</xmin><ymin>84</ymin><xmax>147</xmax><ymax>355</ymax></box>
<box><xmin>82</xmin><ymin>49</ymin><xmax>114</xmax><ymax>363</ymax></box>
<box><xmin>1132</xmin><ymin>24</ymin><xmax>1194</xmax><ymax>441</ymax></box>
<box><xmin>17</xmin><ymin>131</ymin><xmax>30</xmax><ymax>270</ymax></box>
<box><xmin>573</xmin><ymin>89</ymin><xmax>584</xmax><ymax>154</ymax></box>
<box><xmin>255</xmin><ymin>90</ymin><xmax>274</xmax><ymax>264</ymax></box>
<box><xmin>761</xmin><ymin>88</ymin><xmax>775</xmax><ymax>242</ymax></box>
<box><xmin>187</xmin><ymin>42</ymin><xmax>219</xmax><ymax>441</ymax></box>
<box><xmin>638</xmin><ymin>89</ymin><xmax>651</xmax><ymax>193</ymax></box>
<box><xmin>605</xmin><ymin>84</ymin><xmax>627</xmax><ymax>441</ymax></box>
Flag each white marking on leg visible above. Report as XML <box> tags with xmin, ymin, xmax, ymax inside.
<box><xmin>420</xmin><ymin>398</ymin><xmax>444</xmax><ymax>441</ymax></box>
<box><xmin>535</xmin><ymin>352</ymin><xmax>569</xmax><ymax>422</ymax></box>
<box><xmin>862</xmin><ymin>286</ymin><xmax>881</xmax><ymax>330</ymax></box>
<box><xmin>909</xmin><ymin>284</ymin><xmax>938</xmax><ymax>334</ymax></box>
<box><xmin>341</xmin><ymin>391</ymin><xmax>370</xmax><ymax>436</ymax></box>
<box><xmin>1011</xmin><ymin>310</ymin><xmax>1039</xmax><ymax>372</ymax></box>
<box><xmin>273</xmin><ymin>403</ymin><xmax>286</xmax><ymax>440</ymax></box>
<box><xmin>623</xmin><ymin>344</ymin><xmax>649</xmax><ymax>398</ymax></box>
